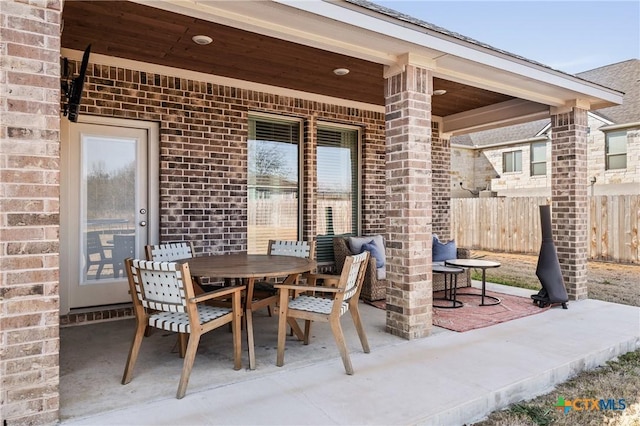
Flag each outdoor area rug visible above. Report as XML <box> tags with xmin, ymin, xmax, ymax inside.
<box><xmin>365</xmin><ymin>287</ymin><xmax>550</xmax><ymax>332</ymax></box>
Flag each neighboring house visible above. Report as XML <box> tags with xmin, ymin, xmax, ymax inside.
<box><xmin>451</xmin><ymin>59</ymin><xmax>639</xmax><ymax>197</ymax></box>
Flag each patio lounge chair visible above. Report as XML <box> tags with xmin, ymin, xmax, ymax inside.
<box><xmin>334</xmin><ymin>234</ymin><xmax>471</xmax><ymax>296</ymax></box>
<box><xmin>275</xmin><ymin>251</ymin><xmax>370</xmax><ymax>375</ymax></box>
<box><xmin>333</xmin><ymin>236</ymin><xmax>387</xmax><ymax>301</ymax></box>
<box><xmin>121</xmin><ymin>258</ymin><xmax>244</xmax><ymax>399</ymax></box>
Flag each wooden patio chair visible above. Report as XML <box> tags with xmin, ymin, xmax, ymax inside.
<box><xmin>253</xmin><ymin>239</ymin><xmax>316</xmax><ymax>317</ymax></box>
<box><xmin>274</xmin><ymin>250</ymin><xmax>370</xmax><ymax>375</ymax></box>
<box><xmin>145</xmin><ymin>242</ymin><xmax>205</xmax><ymax>287</ymax></box>
<box><xmin>145</xmin><ymin>241</ymin><xmax>197</xmax><ymax>262</ymax></box>
<box><xmin>145</xmin><ymin>242</ymin><xmax>213</xmax><ymax>349</ymax></box>
<box><xmin>121</xmin><ymin>258</ymin><xmax>244</xmax><ymax>399</ymax></box>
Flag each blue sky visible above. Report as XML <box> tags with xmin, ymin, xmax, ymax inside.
<box><xmin>373</xmin><ymin>1</ymin><xmax>639</xmax><ymax>74</ymax></box>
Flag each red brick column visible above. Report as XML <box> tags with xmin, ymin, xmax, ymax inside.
<box><xmin>550</xmin><ymin>107</ymin><xmax>589</xmax><ymax>300</ymax></box>
<box><xmin>384</xmin><ymin>64</ymin><xmax>433</xmax><ymax>339</ymax></box>
<box><xmin>1</xmin><ymin>0</ymin><xmax>62</xmax><ymax>424</ymax></box>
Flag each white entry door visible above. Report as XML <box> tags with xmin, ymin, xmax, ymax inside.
<box><xmin>61</xmin><ymin>117</ymin><xmax>158</xmax><ymax>312</ymax></box>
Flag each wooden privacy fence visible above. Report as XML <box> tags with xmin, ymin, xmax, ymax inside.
<box><xmin>451</xmin><ymin>195</ymin><xmax>640</xmax><ymax>263</ymax></box>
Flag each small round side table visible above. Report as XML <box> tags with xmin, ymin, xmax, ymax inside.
<box><xmin>432</xmin><ymin>265</ymin><xmax>464</xmax><ymax>309</ymax></box>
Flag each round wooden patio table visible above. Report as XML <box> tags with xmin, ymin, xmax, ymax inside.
<box><xmin>182</xmin><ymin>253</ymin><xmax>317</xmax><ymax>370</ymax></box>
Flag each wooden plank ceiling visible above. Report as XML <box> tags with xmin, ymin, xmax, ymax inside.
<box><xmin>61</xmin><ymin>1</ymin><xmax>513</xmax><ymax>116</ymax></box>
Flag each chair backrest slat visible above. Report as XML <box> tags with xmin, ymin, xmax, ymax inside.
<box><xmin>146</xmin><ymin>242</ymin><xmax>195</xmax><ymax>262</ymax></box>
<box><xmin>268</xmin><ymin>239</ymin><xmax>315</xmax><ymax>259</ymax></box>
<box><xmin>341</xmin><ymin>251</ymin><xmax>369</xmax><ymax>302</ymax></box>
<box><xmin>130</xmin><ymin>259</ymin><xmax>188</xmax><ymax>313</ymax></box>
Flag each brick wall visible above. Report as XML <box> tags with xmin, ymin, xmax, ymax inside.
<box><xmin>551</xmin><ymin>108</ymin><xmax>589</xmax><ymax>300</ymax></box>
<box><xmin>431</xmin><ymin>122</ymin><xmax>451</xmax><ymax>239</ymax></box>
<box><xmin>384</xmin><ymin>65</ymin><xmax>433</xmax><ymax>339</ymax></box>
<box><xmin>1</xmin><ymin>0</ymin><xmax>62</xmax><ymax>424</ymax></box>
<box><xmin>74</xmin><ymin>59</ymin><xmax>386</xmax><ymax>255</ymax></box>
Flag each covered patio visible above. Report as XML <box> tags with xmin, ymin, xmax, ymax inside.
<box><xmin>58</xmin><ymin>283</ymin><xmax>639</xmax><ymax>425</ymax></box>
<box><xmin>0</xmin><ymin>0</ymin><xmax>627</xmax><ymax>424</ymax></box>
<box><xmin>55</xmin><ymin>0</ymin><xmax>623</xmax><ymax>329</ymax></box>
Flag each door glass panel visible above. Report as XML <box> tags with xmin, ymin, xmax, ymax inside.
<box><xmin>81</xmin><ymin>136</ymin><xmax>136</xmax><ymax>284</ymax></box>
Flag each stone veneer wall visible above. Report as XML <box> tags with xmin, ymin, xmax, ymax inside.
<box><xmin>1</xmin><ymin>0</ymin><xmax>63</xmax><ymax>424</ymax></box>
<box><xmin>74</xmin><ymin>59</ymin><xmax>387</xmax><ymax>254</ymax></box>
<box><xmin>452</xmin><ymin>114</ymin><xmax>640</xmax><ymax>198</ymax></box>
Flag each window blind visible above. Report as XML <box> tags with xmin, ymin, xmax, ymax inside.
<box><xmin>248</xmin><ymin>116</ymin><xmax>300</xmax><ymax>254</ymax></box>
<box><xmin>316</xmin><ymin>126</ymin><xmax>359</xmax><ymax>263</ymax></box>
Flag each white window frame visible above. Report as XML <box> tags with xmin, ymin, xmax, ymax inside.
<box><xmin>605</xmin><ymin>130</ymin><xmax>627</xmax><ymax>170</ymax></box>
<box><xmin>530</xmin><ymin>142</ymin><xmax>547</xmax><ymax>176</ymax></box>
<box><xmin>315</xmin><ymin>121</ymin><xmax>362</xmax><ymax>263</ymax></box>
<box><xmin>247</xmin><ymin>112</ymin><xmax>304</xmax><ymax>253</ymax></box>
<box><xmin>503</xmin><ymin>150</ymin><xmax>522</xmax><ymax>173</ymax></box>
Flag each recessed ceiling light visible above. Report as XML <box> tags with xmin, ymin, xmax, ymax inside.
<box><xmin>333</xmin><ymin>68</ymin><xmax>350</xmax><ymax>76</ymax></box>
<box><xmin>433</xmin><ymin>89</ymin><xmax>447</xmax><ymax>96</ymax></box>
<box><xmin>192</xmin><ymin>35</ymin><xmax>213</xmax><ymax>45</ymax></box>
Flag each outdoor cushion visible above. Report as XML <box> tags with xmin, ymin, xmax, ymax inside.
<box><xmin>360</xmin><ymin>240</ymin><xmax>385</xmax><ymax>268</ymax></box>
<box><xmin>348</xmin><ymin>235</ymin><xmax>386</xmax><ymax>280</ymax></box>
<box><xmin>433</xmin><ymin>236</ymin><xmax>457</xmax><ymax>262</ymax></box>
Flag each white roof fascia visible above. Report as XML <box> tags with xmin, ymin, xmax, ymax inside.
<box><xmin>453</xmin><ymin>135</ymin><xmax>549</xmax><ymax>150</ymax></box>
<box><xmin>272</xmin><ymin>0</ymin><xmax>623</xmax><ymax>107</ymax></box>
<box><xmin>535</xmin><ymin>123</ymin><xmax>551</xmax><ymax>137</ymax></box>
<box><xmin>599</xmin><ymin>122</ymin><xmax>640</xmax><ymax>131</ymax></box>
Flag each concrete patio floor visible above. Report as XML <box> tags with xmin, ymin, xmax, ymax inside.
<box><xmin>59</xmin><ymin>283</ymin><xmax>640</xmax><ymax>426</ymax></box>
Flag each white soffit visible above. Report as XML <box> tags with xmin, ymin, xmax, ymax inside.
<box><xmin>132</xmin><ymin>0</ymin><xmax>623</xmax><ymax>109</ymax></box>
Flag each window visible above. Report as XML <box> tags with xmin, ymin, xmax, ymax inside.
<box><xmin>247</xmin><ymin>115</ymin><xmax>301</xmax><ymax>254</ymax></box>
<box><xmin>503</xmin><ymin>150</ymin><xmax>522</xmax><ymax>173</ymax></box>
<box><xmin>606</xmin><ymin>131</ymin><xmax>627</xmax><ymax>170</ymax></box>
<box><xmin>315</xmin><ymin>124</ymin><xmax>360</xmax><ymax>262</ymax></box>
<box><xmin>530</xmin><ymin>142</ymin><xmax>546</xmax><ymax>176</ymax></box>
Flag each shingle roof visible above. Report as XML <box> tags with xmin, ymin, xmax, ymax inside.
<box><xmin>576</xmin><ymin>59</ymin><xmax>639</xmax><ymax>124</ymax></box>
<box><xmin>451</xmin><ymin>119</ymin><xmax>550</xmax><ymax>147</ymax></box>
